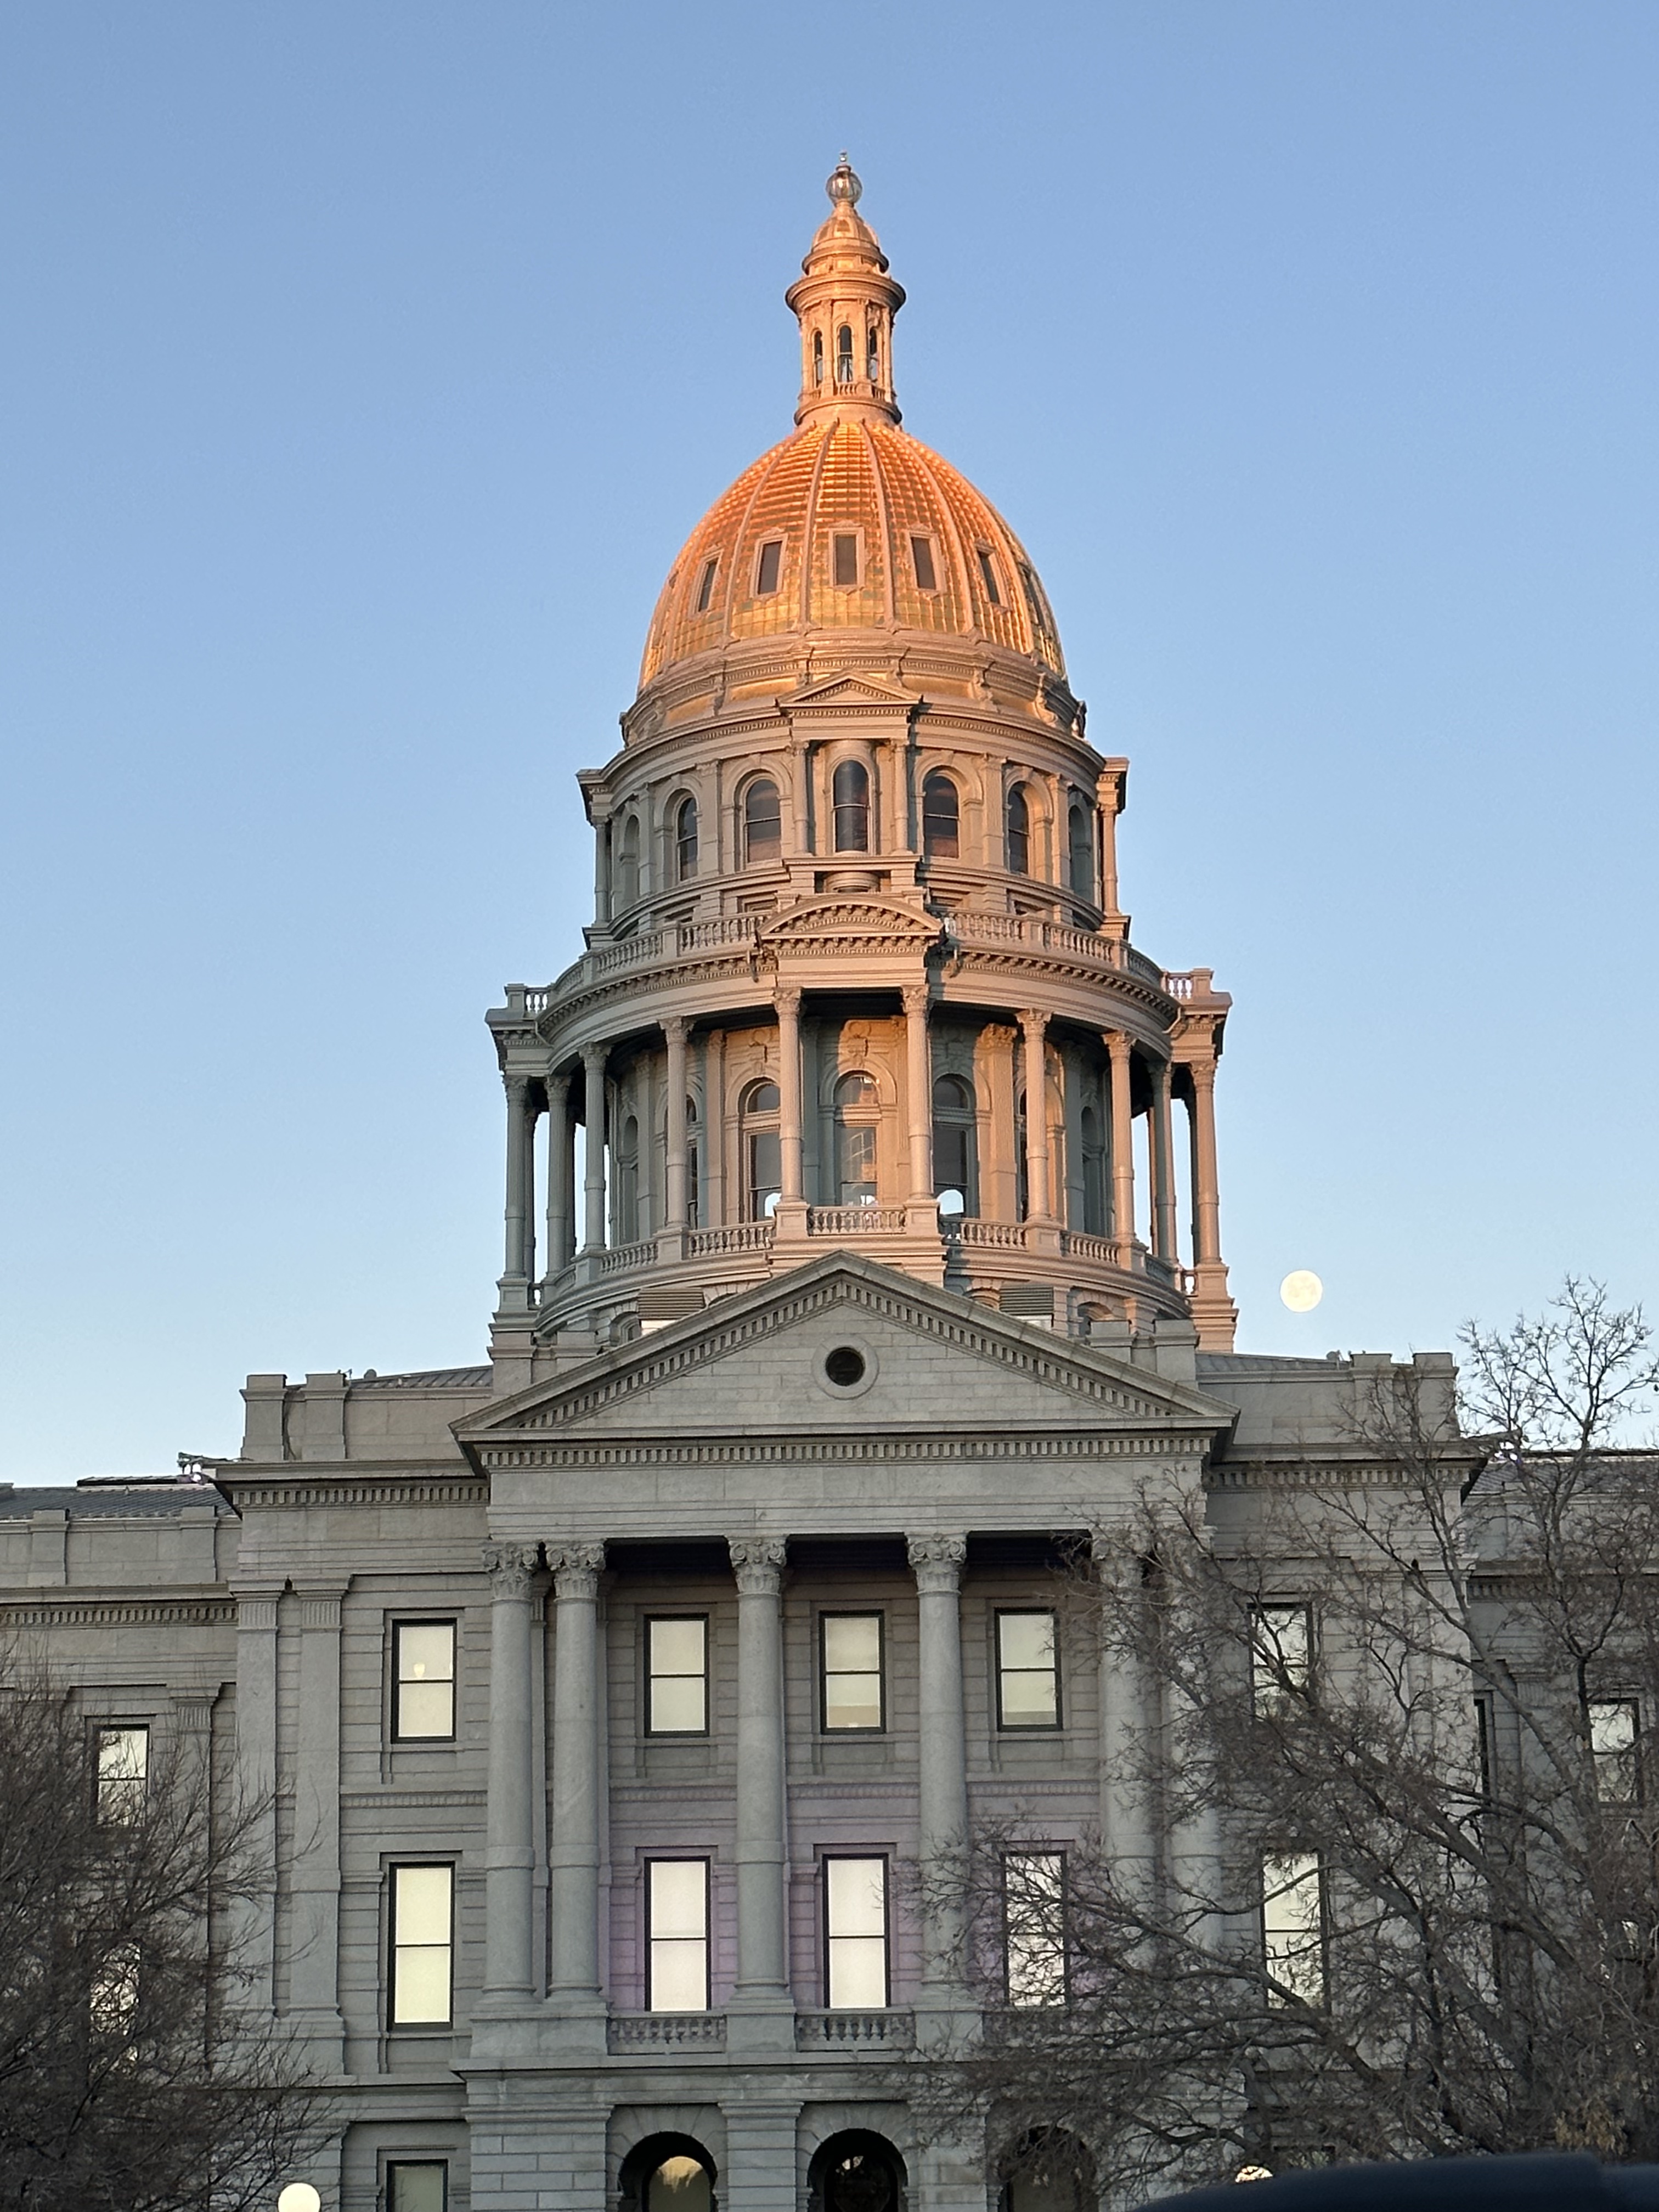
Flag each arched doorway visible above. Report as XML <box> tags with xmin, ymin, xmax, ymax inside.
<box><xmin>997</xmin><ymin>2128</ymin><xmax>1096</xmax><ymax>2212</ymax></box>
<box><xmin>807</xmin><ymin>2130</ymin><xmax>907</xmax><ymax>2212</ymax></box>
<box><xmin>619</xmin><ymin>2132</ymin><xmax>718</xmax><ymax>2212</ymax></box>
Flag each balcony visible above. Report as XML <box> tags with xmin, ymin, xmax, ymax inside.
<box><xmin>607</xmin><ymin>2010</ymin><xmax>726</xmax><ymax>2054</ymax></box>
<box><xmin>794</xmin><ymin>2007</ymin><xmax>915</xmax><ymax>2052</ymax></box>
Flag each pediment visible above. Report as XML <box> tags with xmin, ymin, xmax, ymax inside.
<box><xmin>457</xmin><ymin>1255</ymin><xmax>1234</xmax><ymax>1460</ymax></box>
<box><xmin>778</xmin><ymin>672</ymin><xmax>918</xmax><ymax>715</ymax></box>
<box><xmin>759</xmin><ymin>895</ymin><xmax>944</xmax><ymax>951</ymax></box>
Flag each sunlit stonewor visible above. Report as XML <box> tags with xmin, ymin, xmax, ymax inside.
<box><xmin>0</xmin><ymin>160</ymin><xmax>1460</xmax><ymax>2209</ymax></box>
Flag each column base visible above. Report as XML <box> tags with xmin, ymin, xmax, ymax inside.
<box><xmin>1187</xmin><ymin>1261</ymin><xmax>1238</xmax><ymax>1352</ymax></box>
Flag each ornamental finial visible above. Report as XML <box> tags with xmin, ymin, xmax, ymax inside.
<box><xmin>827</xmin><ymin>154</ymin><xmax>861</xmax><ymax>208</ymax></box>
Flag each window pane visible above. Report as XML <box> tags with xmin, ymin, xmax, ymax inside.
<box><xmin>648</xmin><ymin>1860</ymin><xmax>707</xmax><ymax>1940</ymax></box>
<box><xmin>977</xmin><ymin>547</ymin><xmax>1003</xmax><ymax>605</ymax></box>
<box><xmin>650</xmin><ymin>1938</ymin><xmax>709</xmax><ymax>2012</ymax></box>
<box><xmin>97</xmin><ymin>1727</ymin><xmax>148</xmax><ymax>1821</ymax></box>
<box><xmin>394</xmin><ymin>1864</ymin><xmax>453</xmax><ymax>1945</ymax></box>
<box><xmin>824</xmin><ymin>1678</ymin><xmax>883</xmax><ymax>1730</ymax></box>
<box><xmin>389</xmin><ymin>2166</ymin><xmax>447</xmax><ymax>2212</ymax></box>
<box><xmin>998</xmin><ymin>1613</ymin><xmax>1054</xmax><ymax>1671</ymax></box>
<box><xmin>827</xmin><ymin>1857</ymin><xmax>886</xmax><ymax>1938</ymax></box>
<box><xmin>649</xmin><ymin>1675</ymin><xmax>707</xmax><ymax>1735</ymax></box>
<box><xmin>828</xmin><ymin>1936</ymin><xmax>887</xmax><ymax>2008</ymax></box>
<box><xmin>824</xmin><ymin>1615</ymin><xmax>880</xmax><ymax>1673</ymax></box>
<box><xmin>1252</xmin><ymin>1605</ymin><xmax>1311</xmax><ymax>1709</ymax></box>
<box><xmin>833</xmin><ymin>534</ymin><xmax>859</xmax><ymax>586</ymax></box>
<box><xmin>1263</xmin><ymin>1852</ymin><xmax>1323</xmax><ymax>2006</ymax></box>
<box><xmin>1006</xmin><ymin>1851</ymin><xmax>1065</xmax><ymax>2006</ymax></box>
<box><xmin>1000</xmin><ymin>1670</ymin><xmax>1059</xmax><ymax>1726</ymax></box>
<box><xmin>1591</xmin><ymin>1699</ymin><xmax>1640</xmax><ymax>1801</ymax></box>
<box><xmin>911</xmin><ymin>535</ymin><xmax>938</xmax><ymax>591</ymax></box>
<box><xmin>756</xmin><ymin>539</ymin><xmax>782</xmax><ymax>595</ymax></box>
<box><xmin>393</xmin><ymin>1946</ymin><xmax>452</xmax><ymax>2024</ymax></box>
<box><xmin>396</xmin><ymin>1680</ymin><xmax>454</xmax><ymax>1739</ymax></box>
<box><xmin>650</xmin><ymin>1618</ymin><xmax>706</xmax><ymax>1675</ymax></box>
<box><xmin>695</xmin><ymin>557</ymin><xmax>718</xmax><ymax>613</ymax></box>
<box><xmin>398</xmin><ymin>1623</ymin><xmax>454</xmax><ymax>1684</ymax></box>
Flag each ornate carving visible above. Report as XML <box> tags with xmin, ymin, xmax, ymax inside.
<box><xmin>481</xmin><ymin>1539</ymin><xmax>541</xmax><ymax>1597</ymax></box>
<box><xmin>728</xmin><ymin>1536</ymin><xmax>788</xmax><ymax>1593</ymax></box>
<box><xmin>907</xmin><ymin>1533</ymin><xmax>967</xmax><ymax>1592</ymax></box>
<box><xmin>548</xmin><ymin>1541</ymin><xmax>606</xmax><ymax>1600</ymax></box>
<box><xmin>901</xmin><ymin>983</ymin><xmax>931</xmax><ymax>1020</ymax></box>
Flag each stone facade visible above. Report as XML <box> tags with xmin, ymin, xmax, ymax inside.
<box><xmin>0</xmin><ymin>166</ymin><xmax>1446</xmax><ymax>2211</ymax></box>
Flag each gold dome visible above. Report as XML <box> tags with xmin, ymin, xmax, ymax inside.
<box><xmin>637</xmin><ymin>164</ymin><xmax>1066</xmax><ymax>694</ymax></box>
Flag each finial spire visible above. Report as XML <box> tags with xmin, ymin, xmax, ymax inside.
<box><xmin>785</xmin><ymin>161</ymin><xmax>905</xmax><ymax>428</ymax></box>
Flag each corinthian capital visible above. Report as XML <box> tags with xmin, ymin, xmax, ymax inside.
<box><xmin>548</xmin><ymin>1541</ymin><xmax>606</xmax><ymax>1600</ymax></box>
<box><xmin>729</xmin><ymin>1536</ymin><xmax>788</xmax><ymax>1594</ymax></box>
<box><xmin>481</xmin><ymin>1540</ymin><xmax>541</xmax><ymax>1598</ymax></box>
<box><xmin>907</xmin><ymin>1533</ymin><xmax>967</xmax><ymax>1593</ymax></box>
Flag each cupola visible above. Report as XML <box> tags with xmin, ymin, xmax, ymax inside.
<box><xmin>784</xmin><ymin>157</ymin><xmax>906</xmax><ymax>428</ymax></box>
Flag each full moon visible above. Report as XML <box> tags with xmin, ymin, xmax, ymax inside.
<box><xmin>1280</xmin><ymin>1269</ymin><xmax>1324</xmax><ymax>1313</ymax></box>
<box><xmin>278</xmin><ymin>2188</ymin><xmax>321</xmax><ymax>2212</ymax></box>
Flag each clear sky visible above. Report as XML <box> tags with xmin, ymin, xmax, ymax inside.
<box><xmin>2</xmin><ymin>2</ymin><xmax>1655</xmax><ymax>1480</ymax></box>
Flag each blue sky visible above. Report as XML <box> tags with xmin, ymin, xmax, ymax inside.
<box><xmin>2</xmin><ymin>2</ymin><xmax>1655</xmax><ymax>1478</ymax></box>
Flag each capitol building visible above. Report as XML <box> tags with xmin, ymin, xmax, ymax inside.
<box><xmin>0</xmin><ymin>167</ymin><xmax>1424</xmax><ymax>2211</ymax></box>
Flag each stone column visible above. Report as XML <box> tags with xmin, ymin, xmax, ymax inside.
<box><xmin>547</xmin><ymin>1542</ymin><xmax>607</xmax><ymax>2044</ymax></box>
<box><xmin>902</xmin><ymin>983</ymin><xmax>933</xmax><ymax>1204</ymax></box>
<box><xmin>499</xmin><ymin>1075</ymin><xmax>533</xmax><ymax>1308</ymax></box>
<box><xmin>1105</xmin><ymin>1030</ymin><xmax>1137</xmax><ymax>1266</ymax></box>
<box><xmin>289</xmin><ymin>1584</ymin><xmax>348</xmax><ymax>2059</ymax></box>
<box><xmin>1188</xmin><ymin>1056</ymin><xmax>1223</xmax><ymax>1267</ymax></box>
<box><xmin>1151</xmin><ymin>1056</ymin><xmax>1178</xmax><ymax>1265</ymax></box>
<box><xmin>231</xmin><ymin>1585</ymin><xmax>281</xmax><ymax>2011</ymax></box>
<box><xmin>908</xmin><ymin>1534</ymin><xmax>969</xmax><ymax>2034</ymax></box>
<box><xmin>592</xmin><ymin>806</ymin><xmax>613</xmax><ymax>927</ymax></box>
<box><xmin>580</xmin><ymin>1043</ymin><xmax>608</xmax><ymax>1252</ymax></box>
<box><xmin>791</xmin><ymin>741</ymin><xmax>812</xmax><ymax>856</ymax></box>
<box><xmin>774</xmin><ymin>986</ymin><xmax>805</xmax><ymax>1205</ymax></box>
<box><xmin>482</xmin><ymin>1542</ymin><xmax>542</xmax><ymax>2006</ymax></box>
<box><xmin>664</xmin><ymin>1017</ymin><xmax>690</xmax><ymax>1228</ymax></box>
<box><xmin>1018</xmin><ymin>1011</ymin><xmax>1050</xmax><ymax>1222</ymax></box>
<box><xmin>544</xmin><ymin>1071</ymin><xmax>573</xmax><ymax>1276</ymax></box>
<box><xmin>723</xmin><ymin>2102</ymin><xmax>804</xmax><ymax>2212</ymax></box>
<box><xmin>728</xmin><ymin>1538</ymin><xmax>792</xmax><ymax>2050</ymax></box>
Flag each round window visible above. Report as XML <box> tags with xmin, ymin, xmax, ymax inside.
<box><xmin>824</xmin><ymin>1345</ymin><xmax>866</xmax><ymax>1389</ymax></box>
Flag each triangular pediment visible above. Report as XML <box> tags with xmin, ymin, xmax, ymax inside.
<box><xmin>778</xmin><ymin>671</ymin><xmax>918</xmax><ymax>713</ymax></box>
<box><xmin>458</xmin><ymin>1255</ymin><xmax>1233</xmax><ymax>1457</ymax></box>
<box><xmin>759</xmin><ymin>895</ymin><xmax>943</xmax><ymax>951</ymax></box>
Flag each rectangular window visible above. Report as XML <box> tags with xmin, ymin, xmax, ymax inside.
<box><xmin>976</xmin><ymin>546</ymin><xmax>1003</xmax><ymax>606</ymax></box>
<box><xmin>1262</xmin><ymin>1852</ymin><xmax>1324</xmax><ymax>2007</ymax></box>
<box><xmin>821</xmin><ymin>1612</ymin><xmax>884</xmax><ymax>1731</ymax></box>
<box><xmin>646</xmin><ymin>1616</ymin><xmax>709</xmax><ymax>1735</ymax></box>
<box><xmin>825</xmin><ymin>1855</ymin><xmax>888</xmax><ymax>2008</ymax></box>
<box><xmin>392</xmin><ymin>1621</ymin><xmax>456</xmax><ymax>1741</ymax></box>
<box><xmin>1251</xmin><ymin>1602</ymin><xmax>1312</xmax><ymax>1714</ymax></box>
<box><xmin>910</xmin><ymin>534</ymin><xmax>938</xmax><ymax>591</ymax></box>
<box><xmin>746</xmin><ymin>1129</ymin><xmax>781</xmax><ymax>1222</ymax></box>
<box><xmin>646</xmin><ymin>1858</ymin><xmax>710</xmax><ymax>2012</ymax></box>
<box><xmin>996</xmin><ymin>1611</ymin><xmax>1060</xmax><ymax>1728</ymax></box>
<box><xmin>695</xmin><ymin>556</ymin><xmax>718</xmax><ymax>613</ymax></box>
<box><xmin>1590</xmin><ymin>1699</ymin><xmax>1641</xmax><ymax>1803</ymax></box>
<box><xmin>90</xmin><ymin>1942</ymin><xmax>140</xmax><ymax>2044</ymax></box>
<box><xmin>755</xmin><ymin>538</ymin><xmax>783</xmax><ymax>595</ymax></box>
<box><xmin>95</xmin><ymin>1725</ymin><xmax>149</xmax><ymax>1823</ymax></box>
<box><xmin>389</xmin><ymin>1863</ymin><xmax>453</xmax><ymax>2027</ymax></box>
<box><xmin>1004</xmin><ymin>1850</ymin><xmax>1066</xmax><ymax>2007</ymax></box>
<box><xmin>387</xmin><ymin>2164</ymin><xmax>448</xmax><ymax>2212</ymax></box>
<box><xmin>832</xmin><ymin>532</ymin><xmax>859</xmax><ymax>588</ymax></box>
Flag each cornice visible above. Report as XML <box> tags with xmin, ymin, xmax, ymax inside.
<box><xmin>0</xmin><ymin>1592</ymin><xmax>235</xmax><ymax>1628</ymax></box>
<box><xmin>478</xmin><ymin>1430</ymin><xmax>1214</xmax><ymax>1472</ymax></box>
<box><xmin>218</xmin><ymin>1471</ymin><xmax>488</xmax><ymax>1511</ymax></box>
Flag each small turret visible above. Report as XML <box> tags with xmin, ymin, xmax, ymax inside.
<box><xmin>785</xmin><ymin>157</ymin><xmax>906</xmax><ymax>427</ymax></box>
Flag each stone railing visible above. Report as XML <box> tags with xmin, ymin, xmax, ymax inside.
<box><xmin>795</xmin><ymin>2008</ymin><xmax>915</xmax><ymax>2051</ymax></box>
<box><xmin>955</xmin><ymin>1217</ymin><xmax>1026</xmax><ymax>1250</ymax></box>
<box><xmin>596</xmin><ymin>1238</ymin><xmax>658</xmax><ymax>1278</ymax></box>
<box><xmin>686</xmin><ymin>1221</ymin><xmax>775</xmax><ymax>1258</ymax></box>
<box><xmin>541</xmin><ymin>916</ymin><xmax>765</xmax><ymax>1007</ymax></box>
<box><xmin>806</xmin><ymin>1205</ymin><xmax>909</xmax><ymax>1236</ymax></box>
<box><xmin>1059</xmin><ymin>1228</ymin><xmax>1119</xmax><ymax>1266</ymax></box>
<box><xmin>607</xmin><ymin>2011</ymin><xmax>726</xmax><ymax>2053</ymax></box>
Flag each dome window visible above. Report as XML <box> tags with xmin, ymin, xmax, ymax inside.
<box><xmin>743</xmin><ymin>777</ymin><xmax>782</xmax><ymax>864</ymax></box>
<box><xmin>832</xmin><ymin>759</ymin><xmax>871</xmax><ymax>853</ymax></box>
<box><xmin>1006</xmin><ymin>785</ymin><xmax>1031</xmax><ymax>875</ymax></box>
<box><xmin>755</xmin><ymin>538</ymin><xmax>783</xmax><ymax>596</ymax></box>
<box><xmin>836</xmin><ymin>324</ymin><xmax>855</xmax><ymax>385</ymax></box>
<box><xmin>910</xmin><ymin>534</ymin><xmax>939</xmax><ymax>592</ymax></box>
<box><xmin>813</xmin><ymin>330</ymin><xmax>825</xmax><ymax>387</ymax></box>
<box><xmin>922</xmin><ymin>771</ymin><xmax>959</xmax><ymax>859</ymax></box>
<box><xmin>674</xmin><ymin>796</ymin><xmax>699</xmax><ymax>882</ymax></box>
<box><xmin>865</xmin><ymin>326</ymin><xmax>881</xmax><ymax>381</ymax></box>
<box><xmin>694</xmin><ymin>557</ymin><xmax>719</xmax><ymax>614</ymax></box>
<box><xmin>1068</xmin><ymin>801</ymin><xmax>1093</xmax><ymax>899</ymax></box>
<box><xmin>616</xmin><ymin>814</ymin><xmax>641</xmax><ymax>910</ymax></box>
<box><xmin>976</xmin><ymin>546</ymin><xmax>1004</xmax><ymax>607</ymax></box>
<box><xmin>832</xmin><ymin>532</ymin><xmax>860</xmax><ymax>589</ymax></box>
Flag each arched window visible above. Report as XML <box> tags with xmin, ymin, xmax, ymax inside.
<box><xmin>1015</xmin><ymin>1090</ymin><xmax>1030</xmax><ymax>1221</ymax></box>
<box><xmin>832</xmin><ymin>759</ymin><xmax>870</xmax><ymax>853</ymax></box>
<box><xmin>743</xmin><ymin>777</ymin><xmax>782</xmax><ymax>864</ymax></box>
<box><xmin>1080</xmin><ymin>1104</ymin><xmax>1105</xmax><ymax>1235</ymax></box>
<box><xmin>674</xmin><ymin>795</ymin><xmax>698</xmax><ymax>882</ymax></box>
<box><xmin>684</xmin><ymin>1095</ymin><xmax>698</xmax><ymax>1231</ymax></box>
<box><xmin>813</xmin><ymin>330</ymin><xmax>825</xmax><ymax>387</ymax></box>
<box><xmin>1068</xmin><ymin>802</ymin><xmax>1093</xmax><ymax>899</ymax></box>
<box><xmin>836</xmin><ymin>324</ymin><xmax>855</xmax><ymax>384</ymax></box>
<box><xmin>614</xmin><ymin>1114</ymin><xmax>640</xmax><ymax>1244</ymax></box>
<box><xmin>620</xmin><ymin>2134</ymin><xmax>719</xmax><ymax>2212</ymax></box>
<box><xmin>932</xmin><ymin>1074</ymin><xmax>976</xmax><ymax>1217</ymax></box>
<box><xmin>832</xmin><ymin>1071</ymin><xmax>879</xmax><ymax>1205</ymax></box>
<box><xmin>808</xmin><ymin>2131</ymin><xmax>908</xmax><ymax>2212</ymax></box>
<box><xmin>922</xmin><ymin>771</ymin><xmax>960</xmax><ymax>859</ymax></box>
<box><xmin>741</xmin><ymin>1080</ymin><xmax>781</xmax><ymax>1222</ymax></box>
<box><xmin>865</xmin><ymin>325</ymin><xmax>881</xmax><ymax>381</ymax></box>
<box><xmin>1006</xmin><ymin>785</ymin><xmax>1031</xmax><ymax>874</ymax></box>
<box><xmin>615</xmin><ymin>814</ymin><xmax>641</xmax><ymax>910</ymax></box>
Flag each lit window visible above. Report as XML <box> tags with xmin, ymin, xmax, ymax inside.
<box><xmin>836</xmin><ymin>325</ymin><xmax>854</xmax><ymax>384</ymax></box>
<box><xmin>755</xmin><ymin>539</ymin><xmax>783</xmax><ymax>596</ymax></box>
<box><xmin>743</xmin><ymin>777</ymin><xmax>782</xmax><ymax>863</ymax></box>
<box><xmin>96</xmin><ymin>1725</ymin><xmax>148</xmax><ymax>1823</ymax></box>
<box><xmin>821</xmin><ymin>1613</ymin><xmax>884</xmax><ymax>1731</ymax></box>
<box><xmin>996</xmin><ymin>1611</ymin><xmax>1060</xmax><ymax>1729</ymax></box>
<box><xmin>1006</xmin><ymin>786</ymin><xmax>1030</xmax><ymax>874</ymax></box>
<box><xmin>1262</xmin><ymin>1853</ymin><xmax>1324</xmax><ymax>2006</ymax></box>
<box><xmin>90</xmin><ymin>1941</ymin><xmax>140</xmax><ymax>2044</ymax></box>
<box><xmin>674</xmin><ymin>795</ymin><xmax>698</xmax><ymax>882</ymax></box>
<box><xmin>832</xmin><ymin>759</ymin><xmax>870</xmax><ymax>851</ymax></box>
<box><xmin>911</xmin><ymin>534</ymin><xmax>938</xmax><ymax>591</ymax></box>
<box><xmin>389</xmin><ymin>1863</ymin><xmax>453</xmax><ymax>2026</ymax></box>
<box><xmin>832</xmin><ymin>532</ymin><xmax>859</xmax><ymax>588</ymax></box>
<box><xmin>646</xmin><ymin>1616</ymin><xmax>708</xmax><ymax>1735</ymax></box>
<box><xmin>695</xmin><ymin>557</ymin><xmax>718</xmax><ymax>613</ymax></box>
<box><xmin>977</xmin><ymin>546</ymin><xmax>1004</xmax><ymax>606</ymax></box>
<box><xmin>921</xmin><ymin>771</ymin><xmax>958</xmax><ymax>857</ymax></box>
<box><xmin>1590</xmin><ymin>1699</ymin><xmax>1641</xmax><ymax>1803</ymax></box>
<box><xmin>387</xmin><ymin>2165</ymin><xmax>448</xmax><ymax>2212</ymax></box>
<box><xmin>932</xmin><ymin>1074</ymin><xmax>975</xmax><ymax>1216</ymax></box>
<box><xmin>825</xmin><ymin>1856</ymin><xmax>888</xmax><ymax>2007</ymax></box>
<box><xmin>1004</xmin><ymin>1850</ymin><xmax>1066</xmax><ymax>2007</ymax></box>
<box><xmin>393</xmin><ymin>1622</ymin><xmax>455</xmax><ymax>1741</ymax></box>
<box><xmin>740</xmin><ymin>1081</ymin><xmax>781</xmax><ymax>1221</ymax></box>
<box><xmin>646</xmin><ymin>1858</ymin><xmax>710</xmax><ymax>2012</ymax></box>
<box><xmin>1251</xmin><ymin>1604</ymin><xmax>1312</xmax><ymax>1715</ymax></box>
<box><xmin>833</xmin><ymin>1070</ymin><xmax>879</xmax><ymax>1205</ymax></box>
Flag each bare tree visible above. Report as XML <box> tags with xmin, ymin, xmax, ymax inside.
<box><xmin>0</xmin><ymin>1664</ymin><xmax>325</xmax><ymax>2212</ymax></box>
<box><xmin>921</xmin><ymin>1282</ymin><xmax>1659</xmax><ymax>2202</ymax></box>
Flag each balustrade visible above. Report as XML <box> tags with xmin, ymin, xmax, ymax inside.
<box><xmin>794</xmin><ymin>2008</ymin><xmax>915</xmax><ymax>2050</ymax></box>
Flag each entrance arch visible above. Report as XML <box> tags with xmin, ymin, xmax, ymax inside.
<box><xmin>807</xmin><ymin>2130</ymin><xmax>907</xmax><ymax>2212</ymax></box>
<box><xmin>618</xmin><ymin>2132</ymin><xmax>718</xmax><ymax>2212</ymax></box>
